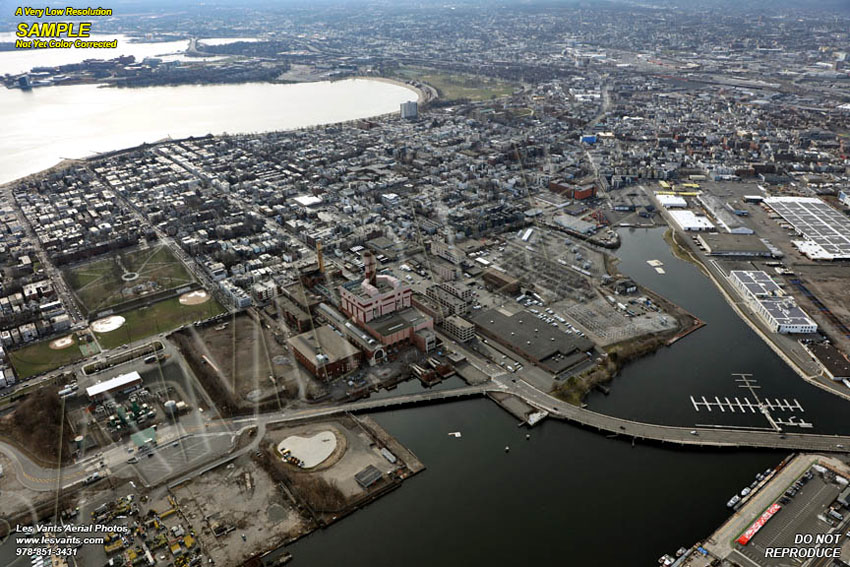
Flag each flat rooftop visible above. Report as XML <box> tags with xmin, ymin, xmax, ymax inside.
<box><xmin>729</xmin><ymin>270</ymin><xmax>783</xmax><ymax>298</ymax></box>
<box><xmin>809</xmin><ymin>342</ymin><xmax>850</xmax><ymax>379</ymax></box>
<box><xmin>288</xmin><ymin>325</ymin><xmax>360</xmax><ymax>365</ymax></box>
<box><xmin>765</xmin><ymin>196</ymin><xmax>850</xmax><ymax>260</ymax></box>
<box><xmin>699</xmin><ymin>233</ymin><xmax>771</xmax><ymax>256</ymax></box>
<box><xmin>369</xmin><ymin>308</ymin><xmax>430</xmax><ymax>337</ymax></box>
<box><xmin>86</xmin><ymin>371</ymin><xmax>141</xmax><ymax>398</ymax></box>
<box><xmin>759</xmin><ymin>297</ymin><xmax>816</xmax><ymax>328</ymax></box>
<box><xmin>471</xmin><ymin>309</ymin><xmax>594</xmax><ymax>374</ymax></box>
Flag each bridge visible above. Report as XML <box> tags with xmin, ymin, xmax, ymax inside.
<box><xmin>501</xmin><ymin>378</ymin><xmax>850</xmax><ymax>452</ymax></box>
<box><xmin>261</xmin><ymin>380</ymin><xmax>850</xmax><ymax>453</ymax></box>
<box><xmin>4</xmin><ymin>380</ymin><xmax>850</xmax><ymax>495</ymax></box>
<box><xmin>263</xmin><ymin>383</ymin><xmax>500</xmax><ymax>426</ymax></box>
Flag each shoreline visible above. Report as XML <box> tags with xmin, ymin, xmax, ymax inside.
<box><xmin>0</xmin><ymin>77</ymin><xmax>422</xmax><ymax>188</ymax></box>
<box><xmin>665</xmin><ymin>225</ymin><xmax>850</xmax><ymax>404</ymax></box>
<box><xmin>358</xmin><ymin>75</ymin><xmax>427</xmax><ymax>104</ymax></box>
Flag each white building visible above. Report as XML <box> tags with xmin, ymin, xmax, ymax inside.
<box><xmin>728</xmin><ymin>271</ymin><xmax>817</xmax><ymax>334</ymax></box>
<box><xmin>668</xmin><ymin>210</ymin><xmax>715</xmax><ymax>232</ymax></box>
<box><xmin>656</xmin><ymin>194</ymin><xmax>687</xmax><ymax>208</ymax></box>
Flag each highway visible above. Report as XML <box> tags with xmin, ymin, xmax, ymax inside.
<box><xmin>499</xmin><ymin>376</ymin><xmax>850</xmax><ymax>452</ymax></box>
<box><xmin>4</xmin><ymin>379</ymin><xmax>850</xmax><ymax>494</ymax></box>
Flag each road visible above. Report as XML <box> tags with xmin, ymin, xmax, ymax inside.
<box><xmin>6</xmin><ymin>376</ymin><xmax>850</xmax><ymax>496</ymax></box>
<box><xmin>0</xmin><ymin>384</ymin><xmax>501</xmax><ymax>492</ymax></box>
<box><xmin>500</xmin><ymin>377</ymin><xmax>850</xmax><ymax>452</ymax></box>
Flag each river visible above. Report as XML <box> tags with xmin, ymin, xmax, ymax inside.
<box><xmin>0</xmin><ymin>42</ymin><xmax>845</xmax><ymax>562</ymax></box>
<box><xmin>283</xmin><ymin>226</ymin><xmax>848</xmax><ymax>566</ymax></box>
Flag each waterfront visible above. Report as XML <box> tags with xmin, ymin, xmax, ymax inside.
<box><xmin>0</xmin><ymin>34</ymin><xmax>191</xmax><ymax>76</ymax></box>
<box><xmin>286</xmin><ymin>399</ymin><xmax>779</xmax><ymax>566</ymax></box>
<box><xmin>0</xmin><ymin>79</ymin><xmax>418</xmax><ymax>185</ymax></box>
<box><xmin>588</xmin><ymin>227</ymin><xmax>850</xmax><ymax>434</ymax></box>
<box><xmin>0</xmin><ymin>74</ymin><xmax>847</xmax><ymax>566</ymax></box>
<box><xmin>284</xmin><ymin>226</ymin><xmax>850</xmax><ymax>566</ymax></box>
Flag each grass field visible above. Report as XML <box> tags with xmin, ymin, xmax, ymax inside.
<box><xmin>396</xmin><ymin>67</ymin><xmax>518</xmax><ymax>101</ymax></box>
<box><xmin>8</xmin><ymin>334</ymin><xmax>99</xmax><ymax>379</ymax></box>
<box><xmin>93</xmin><ymin>295</ymin><xmax>226</xmax><ymax>350</ymax></box>
<box><xmin>65</xmin><ymin>245</ymin><xmax>194</xmax><ymax>313</ymax></box>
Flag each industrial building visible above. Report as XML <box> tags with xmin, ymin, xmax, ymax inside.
<box><xmin>808</xmin><ymin>342</ymin><xmax>850</xmax><ymax>381</ymax></box>
<box><xmin>86</xmin><ymin>371</ymin><xmax>143</xmax><ymax>401</ymax></box>
<box><xmin>339</xmin><ymin>251</ymin><xmax>412</xmax><ymax>325</ymax></box>
<box><xmin>471</xmin><ymin>309</ymin><xmax>594</xmax><ymax>375</ymax></box>
<box><xmin>366</xmin><ymin>308</ymin><xmax>435</xmax><ymax>351</ymax></box>
<box><xmin>728</xmin><ymin>271</ymin><xmax>817</xmax><ymax>334</ymax></box>
<box><xmin>656</xmin><ymin>194</ymin><xmax>687</xmax><ymax>208</ymax></box>
<box><xmin>696</xmin><ymin>233</ymin><xmax>773</xmax><ymax>257</ymax></box>
<box><xmin>287</xmin><ymin>325</ymin><xmax>362</xmax><ymax>380</ymax></box>
<box><xmin>668</xmin><ymin>210</ymin><xmax>715</xmax><ymax>232</ymax></box>
<box><xmin>316</xmin><ymin>302</ymin><xmax>386</xmax><ymax>365</ymax></box>
<box><xmin>764</xmin><ymin>196</ymin><xmax>850</xmax><ymax>260</ymax></box>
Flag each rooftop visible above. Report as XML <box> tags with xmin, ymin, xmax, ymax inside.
<box><xmin>86</xmin><ymin>371</ymin><xmax>141</xmax><ymax>398</ymax></box>
<box><xmin>287</xmin><ymin>325</ymin><xmax>360</xmax><ymax>366</ymax></box>
<box><xmin>471</xmin><ymin>309</ymin><xmax>594</xmax><ymax>374</ymax></box>
<box><xmin>369</xmin><ymin>308</ymin><xmax>430</xmax><ymax>337</ymax></box>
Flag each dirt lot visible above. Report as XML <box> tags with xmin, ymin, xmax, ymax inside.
<box><xmin>785</xmin><ymin>263</ymin><xmax>850</xmax><ymax>353</ymax></box>
<box><xmin>265</xmin><ymin>417</ymin><xmax>399</xmax><ymax>501</ymax></box>
<box><xmin>0</xmin><ymin>388</ymin><xmax>74</xmax><ymax>465</ymax></box>
<box><xmin>171</xmin><ymin>454</ymin><xmax>309</xmax><ymax>566</ymax></box>
<box><xmin>172</xmin><ymin>312</ymin><xmax>326</xmax><ymax>413</ymax></box>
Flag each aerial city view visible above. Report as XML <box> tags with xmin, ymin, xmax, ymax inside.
<box><xmin>2</xmin><ymin>0</ymin><xmax>850</xmax><ymax>565</ymax></box>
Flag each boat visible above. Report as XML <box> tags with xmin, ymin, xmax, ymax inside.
<box><xmin>504</xmin><ymin>445</ymin><xmax>510</xmax><ymax>452</ymax></box>
<box><xmin>448</xmin><ymin>432</ymin><xmax>462</xmax><ymax>438</ymax></box>
<box><xmin>726</xmin><ymin>495</ymin><xmax>741</xmax><ymax>508</ymax></box>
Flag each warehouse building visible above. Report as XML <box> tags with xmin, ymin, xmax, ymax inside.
<box><xmin>471</xmin><ymin>309</ymin><xmax>595</xmax><ymax>375</ymax></box>
<box><xmin>808</xmin><ymin>342</ymin><xmax>850</xmax><ymax>381</ymax></box>
<box><xmin>764</xmin><ymin>196</ymin><xmax>850</xmax><ymax>260</ymax></box>
<box><xmin>656</xmin><ymin>194</ymin><xmax>687</xmax><ymax>208</ymax></box>
<box><xmin>668</xmin><ymin>210</ymin><xmax>715</xmax><ymax>232</ymax></box>
<box><xmin>696</xmin><ymin>233</ymin><xmax>773</xmax><ymax>257</ymax></box>
<box><xmin>86</xmin><ymin>371</ymin><xmax>143</xmax><ymax>402</ymax></box>
<box><xmin>288</xmin><ymin>325</ymin><xmax>362</xmax><ymax>380</ymax></box>
<box><xmin>728</xmin><ymin>271</ymin><xmax>817</xmax><ymax>334</ymax></box>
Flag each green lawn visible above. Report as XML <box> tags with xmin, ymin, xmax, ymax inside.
<box><xmin>65</xmin><ymin>245</ymin><xmax>195</xmax><ymax>313</ymax></box>
<box><xmin>94</xmin><ymin>295</ymin><xmax>226</xmax><ymax>350</ymax></box>
<box><xmin>9</xmin><ymin>334</ymin><xmax>99</xmax><ymax>379</ymax></box>
<box><xmin>396</xmin><ymin>66</ymin><xmax>519</xmax><ymax>101</ymax></box>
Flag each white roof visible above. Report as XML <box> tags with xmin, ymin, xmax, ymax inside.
<box><xmin>669</xmin><ymin>210</ymin><xmax>715</xmax><ymax>231</ymax></box>
<box><xmin>86</xmin><ymin>371</ymin><xmax>141</xmax><ymax>397</ymax></box>
<box><xmin>656</xmin><ymin>194</ymin><xmax>687</xmax><ymax>208</ymax></box>
<box><xmin>293</xmin><ymin>195</ymin><xmax>322</xmax><ymax>207</ymax></box>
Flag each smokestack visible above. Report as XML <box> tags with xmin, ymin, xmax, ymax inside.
<box><xmin>363</xmin><ymin>250</ymin><xmax>377</xmax><ymax>285</ymax></box>
<box><xmin>316</xmin><ymin>241</ymin><xmax>324</xmax><ymax>274</ymax></box>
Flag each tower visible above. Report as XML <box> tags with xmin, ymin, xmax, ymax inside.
<box><xmin>363</xmin><ymin>251</ymin><xmax>377</xmax><ymax>285</ymax></box>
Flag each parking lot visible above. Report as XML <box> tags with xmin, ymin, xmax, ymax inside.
<box><xmin>731</xmin><ymin>468</ymin><xmax>847</xmax><ymax>567</ymax></box>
